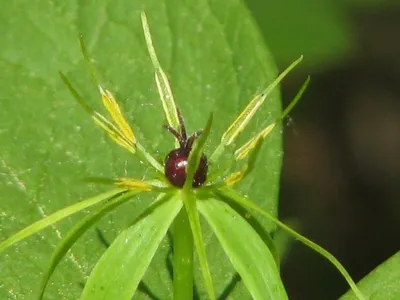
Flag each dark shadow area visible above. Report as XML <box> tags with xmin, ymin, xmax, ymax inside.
<box><xmin>217</xmin><ymin>273</ymin><xmax>242</xmax><ymax>300</ymax></box>
<box><xmin>273</xmin><ymin>7</ymin><xmax>400</xmax><ymax>300</ymax></box>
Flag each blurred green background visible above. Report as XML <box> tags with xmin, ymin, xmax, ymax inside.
<box><xmin>245</xmin><ymin>0</ymin><xmax>400</xmax><ymax>299</ymax></box>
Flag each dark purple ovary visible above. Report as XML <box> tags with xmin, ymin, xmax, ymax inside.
<box><xmin>164</xmin><ymin>148</ymin><xmax>208</xmax><ymax>188</ymax></box>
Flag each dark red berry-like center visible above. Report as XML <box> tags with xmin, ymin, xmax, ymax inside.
<box><xmin>163</xmin><ymin>110</ymin><xmax>208</xmax><ymax>188</ymax></box>
<box><xmin>165</xmin><ymin>149</ymin><xmax>207</xmax><ymax>188</ymax></box>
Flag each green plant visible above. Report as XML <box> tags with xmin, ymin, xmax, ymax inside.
<box><xmin>0</xmin><ymin>11</ymin><xmax>369</xmax><ymax>300</ymax></box>
<box><xmin>0</xmin><ymin>0</ymin><xmax>400</xmax><ymax>300</ymax></box>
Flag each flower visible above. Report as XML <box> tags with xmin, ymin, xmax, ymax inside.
<box><xmin>0</xmin><ymin>12</ymin><xmax>365</xmax><ymax>300</ymax></box>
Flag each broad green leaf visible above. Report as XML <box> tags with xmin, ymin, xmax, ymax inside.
<box><xmin>1</xmin><ymin>1</ymin><xmax>281</xmax><ymax>298</ymax></box>
<box><xmin>39</xmin><ymin>190</ymin><xmax>140</xmax><ymax>299</ymax></box>
<box><xmin>81</xmin><ymin>193</ymin><xmax>182</xmax><ymax>300</ymax></box>
<box><xmin>197</xmin><ymin>197</ymin><xmax>287</xmax><ymax>300</ymax></box>
<box><xmin>339</xmin><ymin>251</ymin><xmax>400</xmax><ymax>300</ymax></box>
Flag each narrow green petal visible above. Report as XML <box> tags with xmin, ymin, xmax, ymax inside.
<box><xmin>99</xmin><ymin>86</ymin><xmax>136</xmax><ymax>144</ymax></box>
<box><xmin>280</xmin><ymin>76</ymin><xmax>310</xmax><ymax>120</ymax></box>
<box><xmin>182</xmin><ymin>191</ymin><xmax>215</xmax><ymax>300</ymax></box>
<box><xmin>78</xmin><ymin>34</ymin><xmax>101</xmax><ymax>87</ymax></box>
<box><xmin>39</xmin><ymin>190</ymin><xmax>140</xmax><ymax>299</ymax></box>
<box><xmin>235</xmin><ymin>76</ymin><xmax>310</xmax><ymax>160</ymax></box>
<box><xmin>60</xmin><ymin>72</ymin><xmax>164</xmax><ymax>172</ymax></box>
<box><xmin>135</xmin><ymin>142</ymin><xmax>164</xmax><ymax>174</ymax></box>
<box><xmin>184</xmin><ymin>113</ymin><xmax>213</xmax><ymax>191</ymax></box>
<box><xmin>60</xmin><ymin>72</ymin><xmax>136</xmax><ymax>154</ymax></box>
<box><xmin>65</xmin><ymin>36</ymin><xmax>166</xmax><ymax>172</ymax></box>
<box><xmin>210</xmin><ymin>56</ymin><xmax>303</xmax><ymax>163</ymax></box>
<box><xmin>79</xmin><ymin>35</ymin><xmax>137</xmax><ymax>144</ymax></box>
<box><xmin>234</xmin><ymin>123</ymin><xmax>275</xmax><ymax>161</ymax></box>
<box><xmin>114</xmin><ymin>178</ymin><xmax>153</xmax><ymax>191</ymax></box>
<box><xmin>197</xmin><ymin>197</ymin><xmax>287</xmax><ymax>300</ymax></box>
<box><xmin>217</xmin><ymin>187</ymin><xmax>366</xmax><ymax>300</ymax></box>
<box><xmin>59</xmin><ymin>71</ymin><xmax>94</xmax><ymax>115</ymax></box>
<box><xmin>141</xmin><ymin>11</ymin><xmax>180</xmax><ymax>131</ymax></box>
<box><xmin>92</xmin><ymin>112</ymin><xmax>136</xmax><ymax>153</ymax></box>
<box><xmin>0</xmin><ymin>188</ymin><xmax>126</xmax><ymax>253</ymax></box>
<box><xmin>81</xmin><ymin>193</ymin><xmax>182</xmax><ymax>300</ymax></box>
<box><xmin>339</xmin><ymin>252</ymin><xmax>400</xmax><ymax>300</ymax></box>
<box><xmin>224</xmin><ymin>137</ymin><xmax>264</xmax><ymax>186</ymax></box>
<box><xmin>172</xmin><ymin>204</ymin><xmax>194</xmax><ymax>300</ymax></box>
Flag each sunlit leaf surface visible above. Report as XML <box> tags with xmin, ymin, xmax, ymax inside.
<box><xmin>198</xmin><ymin>197</ymin><xmax>287</xmax><ymax>300</ymax></box>
<box><xmin>0</xmin><ymin>1</ymin><xmax>281</xmax><ymax>298</ymax></box>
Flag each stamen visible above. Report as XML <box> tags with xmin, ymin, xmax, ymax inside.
<box><xmin>176</xmin><ymin>108</ymin><xmax>187</xmax><ymax>141</ymax></box>
<box><xmin>164</xmin><ymin>124</ymin><xmax>185</xmax><ymax>147</ymax></box>
<box><xmin>185</xmin><ymin>130</ymin><xmax>203</xmax><ymax>151</ymax></box>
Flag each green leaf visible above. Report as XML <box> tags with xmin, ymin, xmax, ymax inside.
<box><xmin>81</xmin><ymin>193</ymin><xmax>182</xmax><ymax>300</ymax></box>
<box><xmin>0</xmin><ymin>188</ymin><xmax>126</xmax><ymax>253</ymax></box>
<box><xmin>216</xmin><ymin>187</ymin><xmax>366</xmax><ymax>300</ymax></box>
<box><xmin>183</xmin><ymin>191</ymin><xmax>215</xmax><ymax>300</ymax></box>
<box><xmin>197</xmin><ymin>197</ymin><xmax>287</xmax><ymax>300</ymax></box>
<box><xmin>141</xmin><ymin>11</ymin><xmax>180</xmax><ymax>132</ymax></box>
<box><xmin>339</xmin><ymin>251</ymin><xmax>400</xmax><ymax>300</ymax></box>
<box><xmin>1</xmin><ymin>1</ymin><xmax>281</xmax><ymax>298</ymax></box>
<box><xmin>172</xmin><ymin>203</ymin><xmax>194</xmax><ymax>300</ymax></box>
<box><xmin>184</xmin><ymin>113</ymin><xmax>213</xmax><ymax>191</ymax></box>
<box><xmin>213</xmin><ymin>55</ymin><xmax>302</xmax><ymax>157</ymax></box>
<box><xmin>39</xmin><ymin>190</ymin><xmax>140</xmax><ymax>299</ymax></box>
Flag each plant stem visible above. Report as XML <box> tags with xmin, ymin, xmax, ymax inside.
<box><xmin>173</xmin><ymin>205</ymin><xmax>193</xmax><ymax>300</ymax></box>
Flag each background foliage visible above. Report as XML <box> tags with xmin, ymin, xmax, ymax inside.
<box><xmin>247</xmin><ymin>0</ymin><xmax>400</xmax><ymax>299</ymax></box>
<box><xmin>0</xmin><ymin>0</ymin><xmax>282</xmax><ymax>299</ymax></box>
<box><xmin>1</xmin><ymin>0</ymin><xmax>399</xmax><ymax>299</ymax></box>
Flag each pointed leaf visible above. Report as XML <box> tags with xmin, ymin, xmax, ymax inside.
<box><xmin>0</xmin><ymin>189</ymin><xmax>126</xmax><ymax>253</ymax></box>
<box><xmin>114</xmin><ymin>178</ymin><xmax>152</xmax><ymax>191</ymax></box>
<box><xmin>210</xmin><ymin>56</ymin><xmax>303</xmax><ymax>163</ymax></box>
<box><xmin>1</xmin><ymin>2</ymin><xmax>283</xmax><ymax>298</ymax></box>
<box><xmin>184</xmin><ymin>113</ymin><xmax>213</xmax><ymax>190</ymax></box>
<box><xmin>217</xmin><ymin>187</ymin><xmax>366</xmax><ymax>300</ymax></box>
<box><xmin>182</xmin><ymin>191</ymin><xmax>215</xmax><ymax>300</ymax></box>
<box><xmin>339</xmin><ymin>251</ymin><xmax>400</xmax><ymax>300</ymax></box>
<box><xmin>197</xmin><ymin>197</ymin><xmax>287</xmax><ymax>300</ymax></box>
<box><xmin>61</xmin><ymin>71</ymin><xmax>164</xmax><ymax>173</ymax></box>
<box><xmin>92</xmin><ymin>112</ymin><xmax>136</xmax><ymax>153</ymax></box>
<box><xmin>81</xmin><ymin>193</ymin><xmax>182</xmax><ymax>300</ymax></box>
<box><xmin>78</xmin><ymin>35</ymin><xmax>137</xmax><ymax>145</ymax></box>
<box><xmin>99</xmin><ymin>87</ymin><xmax>136</xmax><ymax>144</ymax></box>
<box><xmin>60</xmin><ymin>72</ymin><xmax>137</xmax><ymax>154</ymax></box>
<box><xmin>234</xmin><ymin>123</ymin><xmax>275</xmax><ymax>161</ymax></box>
<box><xmin>141</xmin><ymin>12</ymin><xmax>180</xmax><ymax>131</ymax></box>
<box><xmin>224</xmin><ymin>136</ymin><xmax>265</xmax><ymax>186</ymax></box>
<box><xmin>234</xmin><ymin>75</ymin><xmax>310</xmax><ymax>160</ymax></box>
<box><xmin>39</xmin><ymin>190</ymin><xmax>140</xmax><ymax>299</ymax></box>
